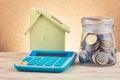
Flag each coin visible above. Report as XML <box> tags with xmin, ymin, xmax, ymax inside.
<box><xmin>84</xmin><ymin>34</ymin><xmax>100</xmax><ymax>52</ymax></box>
<box><xmin>81</xmin><ymin>31</ymin><xmax>88</xmax><ymax>43</ymax></box>
<box><xmin>80</xmin><ymin>31</ymin><xmax>88</xmax><ymax>49</ymax></box>
<box><xmin>98</xmin><ymin>32</ymin><xmax>113</xmax><ymax>41</ymax></box>
<box><xmin>98</xmin><ymin>32</ymin><xmax>113</xmax><ymax>52</ymax></box>
<box><xmin>81</xmin><ymin>42</ymin><xmax>86</xmax><ymax>50</ymax></box>
<box><xmin>98</xmin><ymin>32</ymin><xmax>114</xmax><ymax>53</ymax></box>
<box><xmin>101</xmin><ymin>40</ymin><xmax>113</xmax><ymax>45</ymax></box>
<box><xmin>100</xmin><ymin>41</ymin><xmax>114</xmax><ymax>53</ymax></box>
<box><xmin>108</xmin><ymin>49</ymin><xmax>117</xmax><ymax>63</ymax></box>
<box><xmin>112</xmin><ymin>48</ymin><xmax>117</xmax><ymax>54</ymax></box>
<box><xmin>88</xmin><ymin>52</ymin><xmax>92</xmax><ymax>62</ymax></box>
<box><xmin>91</xmin><ymin>52</ymin><xmax>98</xmax><ymax>64</ymax></box>
<box><xmin>79</xmin><ymin>53</ymin><xmax>87</xmax><ymax>63</ymax></box>
<box><xmin>86</xmin><ymin>34</ymin><xmax>98</xmax><ymax>45</ymax></box>
<box><xmin>79</xmin><ymin>50</ymin><xmax>89</xmax><ymax>63</ymax></box>
<box><xmin>109</xmin><ymin>59</ymin><xmax>116</xmax><ymax>65</ymax></box>
<box><xmin>91</xmin><ymin>49</ymin><xmax>101</xmax><ymax>64</ymax></box>
<box><xmin>96</xmin><ymin>52</ymin><xmax>109</xmax><ymax>65</ymax></box>
<box><xmin>85</xmin><ymin>40</ymin><xmax>100</xmax><ymax>52</ymax></box>
<box><xmin>107</xmin><ymin>52</ymin><xmax>116</xmax><ymax>62</ymax></box>
<box><xmin>101</xmin><ymin>40</ymin><xmax>113</xmax><ymax>48</ymax></box>
<box><xmin>101</xmin><ymin>46</ymin><xmax>115</xmax><ymax>53</ymax></box>
<box><xmin>101</xmin><ymin>42</ymin><xmax>113</xmax><ymax>47</ymax></box>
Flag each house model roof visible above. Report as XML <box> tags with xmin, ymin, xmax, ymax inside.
<box><xmin>25</xmin><ymin>9</ymin><xmax>70</xmax><ymax>35</ymax></box>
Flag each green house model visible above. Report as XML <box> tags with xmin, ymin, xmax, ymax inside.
<box><xmin>25</xmin><ymin>9</ymin><xmax>70</xmax><ymax>51</ymax></box>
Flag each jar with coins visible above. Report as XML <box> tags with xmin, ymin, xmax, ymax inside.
<box><xmin>79</xmin><ymin>17</ymin><xmax>117</xmax><ymax>65</ymax></box>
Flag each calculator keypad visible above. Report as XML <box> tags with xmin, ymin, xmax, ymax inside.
<box><xmin>19</xmin><ymin>56</ymin><xmax>68</xmax><ymax>67</ymax></box>
<box><xmin>54</xmin><ymin>58</ymin><xmax>68</xmax><ymax>66</ymax></box>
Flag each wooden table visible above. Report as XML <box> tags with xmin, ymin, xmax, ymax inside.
<box><xmin>0</xmin><ymin>52</ymin><xmax>120</xmax><ymax>80</ymax></box>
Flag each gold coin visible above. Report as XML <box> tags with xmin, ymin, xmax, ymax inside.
<box><xmin>86</xmin><ymin>34</ymin><xmax>97</xmax><ymax>45</ymax></box>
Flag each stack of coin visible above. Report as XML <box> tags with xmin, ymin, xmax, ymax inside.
<box><xmin>84</xmin><ymin>34</ymin><xmax>100</xmax><ymax>52</ymax></box>
<box><xmin>80</xmin><ymin>32</ymin><xmax>117</xmax><ymax>65</ymax></box>
<box><xmin>101</xmin><ymin>40</ymin><xmax>113</xmax><ymax>52</ymax></box>
<box><xmin>98</xmin><ymin>33</ymin><xmax>113</xmax><ymax>52</ymax></box>
<box><xmin>79</xmin><ymin>50</ymin><xmax>89</xmax><ymax>63</ymax></box>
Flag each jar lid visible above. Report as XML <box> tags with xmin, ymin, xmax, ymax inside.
<box><xmin>81</xmin><ymin>17</ymin><xmax>114</xmax><ymax>25</ymax></box>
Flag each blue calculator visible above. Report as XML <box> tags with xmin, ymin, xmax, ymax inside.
<box><xmin>14</xmin><ymin>50</ymin><xmax>76</xmax><ymax>72</ymax></box>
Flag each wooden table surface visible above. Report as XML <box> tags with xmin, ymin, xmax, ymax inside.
<box><xmin>0</xmin><ymin>52</ymin><xmax>120</xmax><ymax>80</ymax></box>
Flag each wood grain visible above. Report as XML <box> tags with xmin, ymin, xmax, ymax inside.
<box><xmin>0</xmin><ymin>52</ymin><xmax>120</xmax><ymax>80</ymax></box>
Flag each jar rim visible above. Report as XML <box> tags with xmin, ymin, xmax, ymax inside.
<box><xmin>81</xmin><ymin>16</ymin><xmax>114</xmax><ymax>25</ymax></box>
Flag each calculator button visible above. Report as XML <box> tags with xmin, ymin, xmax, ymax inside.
<box><xmin>54</xmin><ymin>63</ymin><xmax>62</xmax><ymax>66</ymax></box>
<box><xmin>36</xmin><ymin>57</ymin><xmax>51</xmax><ymax>66</ymax></box>
<box><xmin>54</xmin><ymin>58</ymin><xmax>68</xmax><ymax>67</ymax></box>
<box><xmin>35</xmin><ymin>57</ymin><xmax>42</xmax><ymax>61</ymax></box>
<box><xmin>19</xmin><ymin>61</ymin><xmax>27</xmax><ymax>66</ymax></box>
<box><xmin>45</xmin><ymin>57</ymin><xmax>59</xmax><ymax>66</ymax></box>
<box><xmin>22</xmin><ymin>57</ymin><xmax>33</xmax><ymax>62</ymax></box>
<box><xmin>27</xmin><ymin>57</ymin><xmax>41</xmax><ymax>65</ymax></box>
<box><xmin>27</xmin><ymin>62</ymin><xmax>35</xmax><ymax>65</ymax></box>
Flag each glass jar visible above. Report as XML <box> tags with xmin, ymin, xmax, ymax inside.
<box><xmin>79</xmin><ymin>17</ymin><xmax>117</xmax><ymax>65</ymax></box>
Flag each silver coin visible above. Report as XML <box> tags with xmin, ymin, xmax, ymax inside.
<box><xmin>88</xmin><ymin>52</ymin><xmax>92</xmax><ymax>62</ymax></box>
<box><xmin>81</xmin><ymin>42</ymin><xmax>86</xmax><ymax>50</ymax></box>
<box><xmin>91</xmin><ymin>52</ymin><xmax>98</xmax><ymax>64</ymax></box>
<box><xmin>85</xmin><ymin>39</ymin><xmax>100</xmax><ymax>52</ymax></box>
<box><xmin>107</xmin><ymin>50</ymin><xmax>117</xmax><ymax>64</ymax></box>
<box><xmin>107</xmin><ymin>52</ymin><xmax>116</xmax><ymax>62</ymax></box>
<box><xmin>101</xmin><ymin>40</ymin><xmax>113</xmax><ymax>48</ymax></box>
<box><xmin>101</xmin><ymin>46</ymin><xmax>111</xmax><ymax>52</ymax></box>
<box><xmin>96</xmin><ymin>52</ymin><xmax>109</xmax><ymax>65</ymax></box>
<box><xmin>112</xmin><ymin>48</ymin><xmax>117</xmax><ymax>54</ymax></box>
<box><xmin>101</xmin><ymin>46</ymin><xmax>115</xmax><ymax>53</ymax></box>
<box><xmin>99</xmin><ymin>33</ymin><xmax>114</xmax><ymax>53</ymax></box>
<box><xmin>91</xmin><ymin>50</ymin><xmax>101</xmax><ymax>64</ymax></box>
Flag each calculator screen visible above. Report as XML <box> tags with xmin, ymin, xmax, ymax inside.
<box><xmin>36</xmin><ymin>53</ymin><xmax>67</xmax><ymax>57</ymax></box>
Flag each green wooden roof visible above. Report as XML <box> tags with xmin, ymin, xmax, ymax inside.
<box><xmin>25</xmin><ymin>9</ymin><xmax>70</xmax><ymax>35</ymax></box>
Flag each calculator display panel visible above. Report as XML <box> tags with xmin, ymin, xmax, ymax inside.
<box><xmin>36</xmin><ymin>53</ymin><xmax>67</xmax><ymax>57</ymax></box>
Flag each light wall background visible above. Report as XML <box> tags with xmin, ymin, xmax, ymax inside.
<box><xmin>0</xmin><ymin>0</ymin><xmax>120</xmax><ymax>52</ymax></box>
